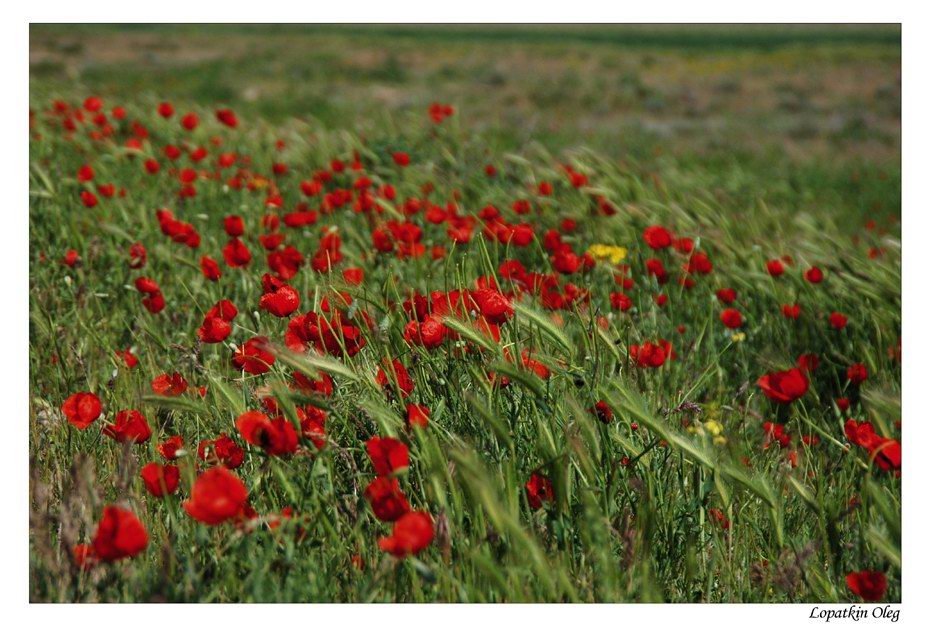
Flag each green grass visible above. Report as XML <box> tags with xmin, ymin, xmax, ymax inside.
<box><xmin>29</xmin><ymin>25</ymin><xmax>900</xmax><ymax>603</ymax></box>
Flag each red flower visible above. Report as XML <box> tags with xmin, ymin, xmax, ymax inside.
<box><xmin>343</xmin><ymin>267</ymin><xmax>364</xmax><ymax>285</ymax></box>
<box><xmin>525</xmin><ymin>473</ymin><xmax>554</xmax><ymax>510</ymax></box>
<box><xmin>181</xmin><ymin>112</ymin><xmax>199</xmax><ymax>130</ymax></box>
<box><xmin>63</xmin><ymin>249</ymin><xmax>80</xmax><ymax>266</ymax></box>
<box><xmin>405</xmin><ymin>403</ymin><xmax>430</xmax><ymax>429</ymax></box>
<box><xmin>223</xmin><ymin>238</ymin><xmax>252</xmax><ymax>267</ymax></box>
<box><xmin>198</xmin><ymin>434</ymin><xmax>244</xmax><ymax>469</ymax></box>
<box><xmin>643</xmin><ymin>225</ymin><xmax>673</xmax><ymax>250</ymax></box>
<box><xmin>235</xmin><ymin>410</ymin><xmax>299</xmax><ymax>456</ymax></box>
<box><xmin>259</xmin><ymin>278</ymin><xmax>300</xmax><ymax>317</ymax></box>
<box><xmin>61</xmin><ymin>392</ymin><xmax>102</xmax><ymax>430</ymax></box>
<box><xmin>375</xmin><ymin>359</ymin><xmax>415</xmax><ymax>398</ymax></box>
<box><xmin>366</xmin><ymin>436</ymin><xmax>410</xmax><ymax>476</ymax></box>
<box><xmin>157</xmin><ymin>102</ymin><xmax>174</xmax><ymax>118</ymax></box>
<box><xmin>629</xmin><ymin>340</ymin><xmax>671</xmax><ymax>368</ymax></box>
<box><xmin>404</xmin><ymin>315</ymin><xmax>447</xmax><ymax>350</ymax></box>
<box><xmin>151</xmin><ymin>372</ymin><xmax>188</xmax><ymax>396</ymax></box>
<box><xmin>378</xmin><ymin>511</ymin><xmax>434</xmax><ymax>557</ymax></box>
<box><xmin>836</xmin><ymin>397</ymin><xmax>851</xmax><ymax>412</ymax></box>
<box><xmin>846</xmin><ymin>570</ymin><xmax>887</xmax><ymax>602</ymax></box>
<box><xmin>847</xmin><ymin>363</ymin><xmax>868</xmax><ymax>385</ymax></box>
<box><xmin>844</xmin><ymin>419</ymin><xmax>901</xmax><ymax>472</ymax></box>
<box><xmin>198</xmin><ymin>300</ymin><xmax>238</xmax><ymax>343</ymax></box>
<box><xmin>830</xmin><ymin>312</ymin><xmax>848</xmax><ymax>330</ymax></box>
<box><xmin>91</xmin><ymin>506</ymin><xmax>148</xmax><ymax>562</ymax></box>
<box><xmin>103</xmin><ymin>410</ymin><xmax>152</xmax><ymax>444</ymax></box>
<box><xmin>782</xmin><ymin>303</ymin><xmax>801</xmax><ymax>319</ymax></box>
<box><xmin>719</xmin><ymin>308</ymin><xmax>743</xmax><ymax>329</ymax></box>
<box><xmin>805</xmin><ymin>266</ymin><xmax>824</xmax><ymax>283</ymax></box>
<box><xmin>766</xmin><ymin>259</ymin><xmax>785</xmax><ymax>277</ymax></box>
<box><xmin>472</xmin><ymin>288</ymin><xmax>513</xmax><ymax>325</ymax></box>
<box><xmin>797</xmin><ymin>353</ymin><xmax>819</xmax><ymax>372</ymax></box>
<box><xmin>140</xmin><ymin>462</ymin><xmax>180</xmax><ymax>497</ymax></box>
<box><xmin>591</xmin><ymin>400</ymin><xmax>613</xmax><ymax>424</ymax></box>
<box><xmin>364</xmin><ymin>476</ymin><xmax>411</xmax><ymax>521</ymax></box>
<box><xmin>224</xmin><ymin>215</ymin><xmax>245</xmax><ymax>237</ymax></box>
<box><xmin>157</xmin><ymin>435</ymin><xmax>184</xmax><ymax>460</ymax></box>
<box><xmin>80</xmin><ymin>190</ymin><xmax>98</xmax><ymax>208</ymax></box>
<box><xmin>716</xmin><ymin>288</ymin><xmax>737</xmax><ymax>304</ymax></box>
<box><xmin>128</xmin><ymin>242</ymin><xmax>147</xmax><ymax>269</ymax></box>
<box><xmin>757</xmin><ymin>368</ymin><xmax>808</xmax><ymax>404</ymax></box>
<box><xmin>216</xmin><ymin>108</ymin><xmax>239</xmax><ymax>128</ymax></box>
<box><xmin>610</xmin><ymin>292</ymin><xmax>632</xmax><ymax>312</ymax></box>
<box><xmin>233</xmin><ymin>337</ymin><xmax>275</xmax><ymax>374</ymax></box>
<box><xmin>200</xmin><ymin>255</ymin><xmax>222</xmax><ymax>281</ymax></box>
<box><xmin>392</xmin><ymin>152</ymin><xmax>411</xmax><ymax>166</ymax></box>
<box><xmin>184</xmin><ymin>467</ymin><xmax>249</xmax><ymax>525</ymax></box>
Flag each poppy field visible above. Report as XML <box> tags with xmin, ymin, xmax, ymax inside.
<box><xmin>28</xmin><ymin>25</ymin><xmax>902</xmax><ymax>603</ymax></box>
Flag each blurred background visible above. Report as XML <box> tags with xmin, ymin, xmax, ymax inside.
<box><xmin>29</xmin><ymin>24</ymin><xmax>901</xmax><ymax>224</ymax></box>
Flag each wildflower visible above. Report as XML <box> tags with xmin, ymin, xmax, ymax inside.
<box><xmin>91</xmin><ymin>506</ymin><xmax>148</xmax><ymax>562</ymax></box>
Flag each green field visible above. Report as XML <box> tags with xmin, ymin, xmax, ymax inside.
<box><xmin>29</xmin><ymin>25</ymin><xmax>901</xmax><ymax>603</ymax></box>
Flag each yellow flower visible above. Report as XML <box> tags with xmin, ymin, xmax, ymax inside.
<box><xmin>704</xmin><ymin>419</ymin><xmax>723</xmax><ymax>436</ymax></box>
<box><xmin>587</xmin><ymin>244</ymin><xmax>628</xmax><ymax>265</ymax></box>
<box><xmin>731</xmin><ymin>332</ymin><xmax>746</xmax><ymax>342</ymax></box>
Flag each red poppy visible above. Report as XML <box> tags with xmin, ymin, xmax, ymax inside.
<box><xmin>103</xmin><ymin>410</ymin><xmax>152</xmax><ymax>444</ymax></box>
<box><xmin>259</xmin><ymin>276</ymin><xmax>300</xmax><ymax>317</ymax></box>
<box><xmin>140</xmin><ymin>462</ymin><xmax>180</xmax><ymax>497</ymax></box>
<box><xmin>830</xmin><ymin>312</ymin><xmax>849</xmax><ymax>330</ymax></box>
<box><xmin>91</xmin><ymin>506</ymin><xmax>148</xmax><ymax>562</ymax></box>
<box><xmin>526</xmin><ymin>473</ymin><xmax>554</xmax><ymax>510</ymax></box>
<box><xmin>184</xmin><ymin>467</ymin><xmax>249</xmax><ymax>525</ymax></box>
<box><xmin>364</xmin><ymin>476</ymin><xmax>411</xmax><ymax>521</ymax></box>
<box><xmin>233</xmin><ymin>337</ymin><xmax>275</xmax><ymax>374</ymax></box>
<box><xmin>405</xmin><ymin>403</ymin><xmax>430</xmax><ymax>429</ymax></box>
<box><xmin>378</xmin><ymin>511</ymin><xmax>434</xmax><ymax>557</ymax></box>
<box><xmin>198</xmin><ymin>434</ymin><xmax>244</xmax><ymax>469</ymax></box>
<box><xmin>472</xmin><ymin>288</ymin><xmax>513</xmax><ymax>325</ymax></box>
<box><xmin>591</xmin><ymin>400</ymin><xmax>613</xmax><ymax>424</ymax></box>
<box><xmin>846</xmin><ymin>570</ymin><xmax>887</xmax><ymax>602</ymax></box>
<box><xmin>157</xmin><ymin>435</ymin><xmax>184</xmax><ymax>461</ymax></box>
<box><xmin>235</xmin><ymin>410</ymin><xmax>299</xmax><ymax>456</ymax></box>
<box><xmin>198</xmin><ymin>299</ymin><xmax>238</xmax><ymax>343</ymax></box>
<box><xmin>128</xmin><ymin>242</ymin><xmax>147</xmax><ymax>269</ymax></box>
<box><xmin>610</xmin><ymin>292</ymin><xmax>632</xmax><ymax>312</ymax></box>
<box><xmin>805</xmin><ymin>266</ymin><xmax>824</xmax><ymax>283</ymax></box>
<box><xmin>629</xmin><ymin>340</ymin><xmax>672</xmax><ymax>368</ymax></box>
<box><xmin>404</xmin><ymin>315</ymin><xmax>447</xmax><ymax>350</ymax></box>
<box><xmin>766</xmin><ymin>259</ymin><xmax>785</xmax><ymax>277</ymax></box>
<box><xmin>181</xmin><ymin>112</ymin><xmax>199</xmax><ymax>130</ymax></box>
<box><xmin>61</xmin><ymin>392</ymin><xmax>102</xmax><ymax>430</ymax></box>
<box><xmin>343</xmin><ymin>267</ymin><xmax>364</xmax><ymax>285</ymax></box>
<box><xmin>151</xmin><ymin>372</ymin><xmax>188</xmax><ymax>396</ymax></box>
<box><xmin>720</xmin><ymin>308</ymin><xmax>743</xmax><ymax>328</ymax></box>
<box><xmin>757</xmin><ymin>368</ymin><xmax>808</xmax><ymax>404</ymax></box>
<box><xmin>642</xmin><ymin>225</ymin><xmax>673</xmax><ymax>250</ymax></box>
<box><xmin>847</xmin><ymin>363</ymin><xmax>868</xmax><ymax>385</ymax></box>
<box><xmin>223</xmin><ymin>238</ymin><xmax>252</xmax><ymax>267</ymax></box>
<box><xmin>224</xmin><ymin>215</ymin><xmax>245</xmax><ymax>237</ymax></box>
<box><xmin>797</xmin><ymin>353</ymin><xmax>819</xmax><ymax>372</ymax></box>
<box><xmin>366</xmin><ymin>436</ymin><xmax>410</xmax><ymax>476</ymax></box>
<box><xmin>716</xmin><ymin>288</ymin><xmax>737</xmax><ymax>304</ymax></box>
<box><xmin>375</xmin><ymin>359</ymin><xmax>415</xmax><ymax>398</ymax></box>
<box><xmin>216</xmin><ymin>108</ymin><xmax>239</xmax><ymax>128</ymax></box>
<box><xmin>782</xmin><ymin>303</ymin><xmax>801</xmax><ymax>319</ymax></box>
<box><xmin>198</xmin><ymin>255</ymin><xmax>221</xmax><ymax>281</ymax></box>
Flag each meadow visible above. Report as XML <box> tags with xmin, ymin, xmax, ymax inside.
<box><xmin>28</xmin><ymin>25</ymin><xmax>901</xmax><ymax>602</ymax></box>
